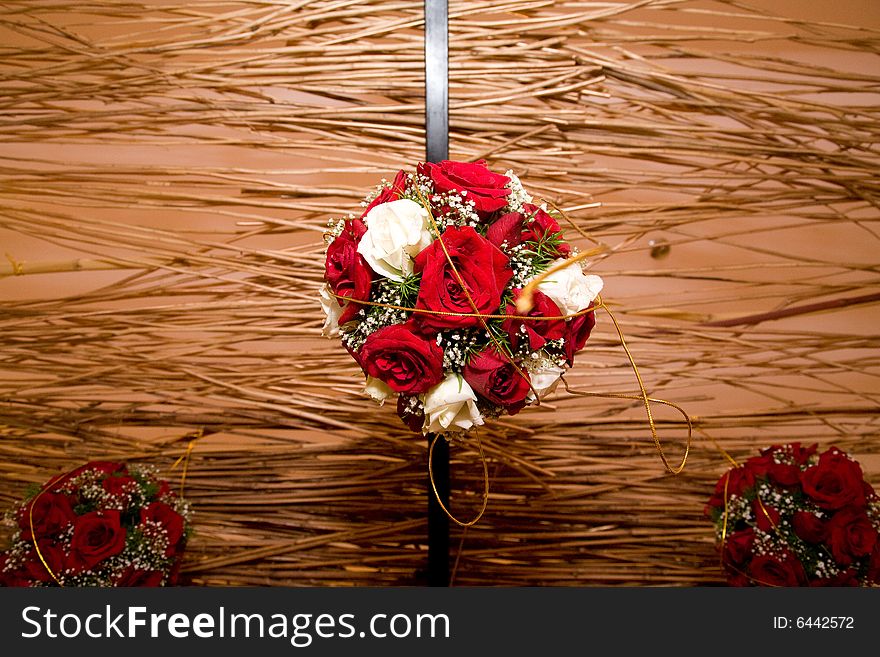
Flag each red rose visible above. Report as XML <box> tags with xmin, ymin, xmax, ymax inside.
<box><xmin>102</xmin><ymin>476</ymin><xmax>137</xmax><ymax>498</ymax></box>
<box><xmin>810</xmin><ymin>569</ymin><xmax>860</xmax><ymax>587</ymax></box>
<box><xmin>141</xmin><ymin>502</ymin><xmax>186</xmax><ymax>556</ymax></box>
<box><xmin>23</xmin><ymin>540</ymin><xmax>69</xmax><ymax>584</ymax></box>
<box><xmin>18</xmin><ymin>492</ymin><xmax>76</xmax><ymax>541</ymax></box>
<box><xmin>65</xmin><ymin>461</ymin><xmax>126</xmax><ymax>483</ymax></box>
<box><xmin>167</xmin><ymin>559</ymin><xmax>183</xmax><ymax>586</ymax></box>
<box><xmin>502</xmin><ymin>289</ymin><xmax>565</xmax><ymax>353</ymax></box>
<box><xmin>157</xmin><ymin>480</ymin><xmax>173</xmax><ymax>499</ymax></box>
<box><xmin>868</xmin><ymin>544</ymin><xmax>880</xmax><ymax>584</ymax></box>
<box><xmin>792</xmin><ymin>511</ymin><xmax>827</xmax><ymax>543</ymax></box>
<box><xmin>801</xmin><ymin>448</ymin><xmax>866</xmax><ymax>510</ymax></box>
<box><xmin>753</xmin><ymin>499</ymin><xmax>780</xmax><ymax>532</ymax></box>
<box><xmin>361</xmin><ymin>170</ymin><xmax>408</xmax><ymax>217</ymax></box>
<box><xmin>563</xmin><ymin>310</ymin><xmax>596</xmax><ymax>366</ymax></box>
<box><xmin>418</xmin><ymin>160</ymin><xmax>510</xmax><ymax>218</ymax></box>
<box><xmin>325</xmin><ymin>227</ymin><xmax>373</xmax><ymax>325</ymax></box>
<box><xmin>463</xmin><ymin>349</ymin><xmax>531</xmax><ymax>414</ymax></box>
<box><xmin>727</xmin><ymin>572</ymin><xmax>751</xmax><ymax>587</ymax></box>
<box><xmin>69</xmin><ymin>510</ymin><xmax>127</xmax><ymax>572</ymax></box>
<box><xmin>746</xmin><ymin>453</ymin><xmax>800</xmax><ymax>487</ymax></box>
<box><xmin>413</xmin><ymin>226</ymin><xmax>512</xmax><ymax>331</ymax></box>
<box><xmin>826</xmin><ymin>507</ymin><xmax>877</xmax><ymax>566</ymax></box>
<box><xmin>747</xmin><ymin>552</ymin><xmax>807</xmax><ymax>587</ymax></box>
<box><xmin>724</xmin><ymin>528</ymin><xmax>755</xmax><ymax>565</ymax></box>
<box><xmin>359</xmin><ymin>322</ymin><xmax>443</xmax><ymax>394</ymax></box>
<box><xmin>46</xmin><ymin>461</ymin><xmax>126</xmax><ymax>492</ymax></box>
<box><xmin>706</xmin><ymin>466</ymin><xmax>756</xmax><ymax>511</ymax></box>
<box><xmin>114</xmin><ymin>566</ymin><xmax>164</xmax><ymax>587</ymax></box>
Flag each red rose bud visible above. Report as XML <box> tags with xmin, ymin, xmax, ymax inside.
<box><xmin>463</xmin><ymin>349</ymin><xmax>531</xmax><ymax>414</ymax></box>
<box><xmin>826</xmin><ymin>507</ymin><xmax>878</xmax><ymax>566</ymax></box>
<box><xmin>359</xmin><ymin>323</ymin><xmax>444</xmax><ymax>395</ymax></box>
<box><xmin>747</xmin><ymin>552</ymin><xmax>807</xmax><ymax>587</ymax></box>
<box><xmin>418</xmin><ymin>160</ymin><xmax>510</xmax><ymax>218</ymax></box>
<box><xmin>520</xmin><ymin>204</ymin><xmax>570</xmax><ymax>255</ymax></box>
<box><xmin>18</xmin><ymin>492</ymin><xmax>77</xmax><ymax>541</ymax></box>
<box><xmin>413</xmin><ymin>226</ymin><xmax>512</xmax><ymax>331</ymax></box>
<box><xmin>502</xmin><ymin>289</ymin><xmax>565</xmax><ymax>353</ymax></box>
<box><xmin>361</xmin><ymin>170</ymin><xmax>408</xmax><ymax>218</ymax></box>
<box><xmin>753</xmin><ymin>500</ymin><xmax>780</xmax><ymax>532</ymax></box>
<box><xmin>396</xmin><ymin>395</ymin><xmax>425</xmax><ymax>433</ymax></box>
<box><xmin>325</xmin><ymin>231</ymin><xmax>373</xmax><ymax>325</ymax></box>
<box><xmin>486</xmin><ymin>212</ymin><xmax>525</xmax><ymax>250</ymax></box>
<box><xmin>564</xmin><ymin>309</ymin><xmax>596</xmax><ymax>366</ymax></box>
<box><xmin>141</xmin><ymin>501</ymin><xmax>186</xmax><ymax>556</ymax></box>
<box><xmin>723</xmin><ymin>528</ymin><xmax>755</xmax><ymax>566</ymax></box>
<box><xmin>340</xmin><ymin>217</ymin><xmax>367</xmax><ymax>242</ymax></box>
<box><xmin>801</xmin><ymin>447</ymin><xmax>867</xmax><ymax>510</ymax></box>
<box><xmin>791</xmin><ymin>511</ymin><xmax>827</xmax><ymax>543</ymax></box>
<box><xmin>69</xmin><ymin>510</ymin><xmax>127</xmax><ymax>572</ymax></box>
<box><xmin>787</xmin><ymin>442</ymin><xmax>818</xmax><ymax>465</ymax></box>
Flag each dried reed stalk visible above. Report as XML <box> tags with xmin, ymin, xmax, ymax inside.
<box><xmin>1</xmin><ymin>0</ymin><xmax>878</xmax><ymax>586</ymax></box>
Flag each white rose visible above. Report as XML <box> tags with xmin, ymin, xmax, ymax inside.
<box><xmin>364</xmin><ymin>376</ymin><xmax>394</xmax><ymax>405</ymax></box>
<box><xmin>422</xmin><ymin>374</ymin><xmax>483</xmax><ymax>434</ymax></box>
<box><xmin>319</xmin><ymin>283</ymin><xmax>342</xmax><ymax>337</ymax></box>
<box><xmin>525</xmin><ymin>361</ymin><xmax>564</xmax><ymax>403</ymax></box>
<box><xmin>536</xmin><ymin>259</ymin><xmax>604</xmax><ymax>317</ymax></box>
<box><xmin>357</xmin><ymin>199</ymin><xmax>432</xmax><ymax>281</ymax></box>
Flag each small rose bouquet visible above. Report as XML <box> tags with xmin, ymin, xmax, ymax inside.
<box><xmin>0</xmin><ymin>461</ymin><xmax>191</xmax><ymax>587</ymax></box>
<box><xmin>705</xmin><ymin>443</ymin><xmax>880</xmax><ymax>586</ymax></box>
<box><xmin>321</xmin><ymin>160</ymin><xmax>603</xmax><ymax>434</ymax></box>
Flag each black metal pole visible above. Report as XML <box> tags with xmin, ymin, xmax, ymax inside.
<box><xmin>424</xmin><ymin>0</ymin><xmax>449</xmax><ymax>587</ymax></box>
<box><xmin>426</xmin><ymin>434</ymin><xmax>449</xmax><ymax>586</ymax></box>
<box><xmin>425</xmin><ymin>0</ymin><xmax>448</xmax><ymax>164</ymax></box>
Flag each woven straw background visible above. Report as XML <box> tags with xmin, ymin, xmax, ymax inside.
<box><xmin>1</xmin><ymin>0</ymin><xmax>878</xmax><ymax>585</ymax></box>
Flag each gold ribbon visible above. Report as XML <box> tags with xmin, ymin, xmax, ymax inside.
<box><xmin>171</xmin><ymin>427</ymin><xmax>204</xmax><ymax>499</ymax></box>
<box><xmin>428</xmin><ymin>433</ymin><xmax>490</xmax><ymax>528</ymax></box>
<box><xmin>5</xmin><ymin>252</ymin><xmax>24</xmax><ymax>276</ymax></box>
<box><xmin>28</xmin><ymin>486</ymin><xmax>63</xmax><ymax>586</ymax></box>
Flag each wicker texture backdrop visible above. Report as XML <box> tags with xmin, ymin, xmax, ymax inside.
<box><xmin>1</xmin><ymin>0</ymin><xmax>878</xmax><ymax>585</ymax></box>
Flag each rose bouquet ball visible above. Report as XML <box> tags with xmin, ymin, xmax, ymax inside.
<box><xmin>1</xmin><ymin>461</ymin><xmax>191</xmax><ymax>587</ymax></box>
<box><xmin>321</xmin><ymin>160</ymin><xmax>603</xmax><ymax>434</ymax></box>
<box><xmin>706</xmin><ymin>443</ymin><xmax>880</xmax><ymax>586</ymax></box>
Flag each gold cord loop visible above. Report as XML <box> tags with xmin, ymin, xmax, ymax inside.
<box><xmin>428</xmin><ymin>433</ymin><xmax>490</xmax><ymax>528</ymax></box>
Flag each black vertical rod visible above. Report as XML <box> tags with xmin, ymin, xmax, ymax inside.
<box><xmin>426</xmin><ymin>434</ymin><xmax>449</xmax><ymax>586</ymax></box>
<box><xmin>425</xmin><ymin>0</ymin><xmax>450</xmax><ymax>587</ymax></box>
<box><xmin>425</xmin><ymin>0</ymin><xmax>449</xmax><ymax>165</ymax></box>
